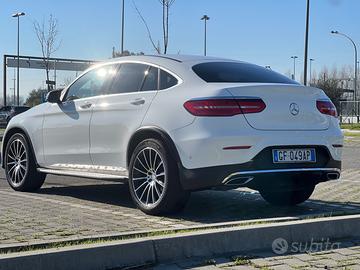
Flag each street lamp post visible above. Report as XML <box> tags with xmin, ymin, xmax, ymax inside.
<box><xmin>12</xmin><ymin>69</ymin><xmax>16</xmax><ymax>105</ymax></box>
<box><xmin>201</xmin><ymin>15</ymin><xmax>210</xmax><ymax>56</ymax></box>
<box><xmin>331</xmin><ymin>30</ymin><xmax>358</xmax><ymax>102</ymax></box>
<box><xmin>291</xmin><ymin>56</ymin><xmax>298</xmax><ymax>80</ymax></box>
<box><xmin>121</xmin><ymin>0</ymin><xmax>125</xmax><ymax>54</ymax></box>
<box><xmin>303</xmin><ymin>0</ymin><xmax>310</xmax><ymax>85</ymax></box>
<box><xmin>309</xmin><ymin>58</ymin><xmax>314</xmax><ymax>85</ymax></box>
<box><xmin>12</xmin><ymin>12</ymin><xmax>25</xmax><ymax>106</ymax></box>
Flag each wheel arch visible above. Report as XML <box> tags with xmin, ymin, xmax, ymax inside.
<box><xmin>126</xmin><ymin>126</ymin><xmax>182</xmax><ymax>169</ymax></box>
<box><xmin>1</xmin><ymin>127</ymin><xmax>38</xmax><ymax>169</ymax></box>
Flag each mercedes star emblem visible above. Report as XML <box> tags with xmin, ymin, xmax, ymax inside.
<box><xmin>289</xmin><ymin>103</ymin><xmax>300</xmax><ymax>116</ymax></box>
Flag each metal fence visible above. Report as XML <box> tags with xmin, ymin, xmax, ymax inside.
<box><xmin>339</xmin><ymin>101</ymin><xmax>360</xmax><ymax>124</ymax></box>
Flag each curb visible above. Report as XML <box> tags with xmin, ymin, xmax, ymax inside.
<box><xmin>0</xmin><ymin>216</ymin><xmax>298</xmax><ymax>253</ymax></box>
<box><xmin>1</xmin><ymin>214</ymin><xmax>360</xmax><ymax>270</ymax></box>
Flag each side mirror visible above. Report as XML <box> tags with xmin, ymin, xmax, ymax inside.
<box><xmin>46</xmin><ymin>89</ymin><xmax>62</xmax><ymax>103</ymax></box>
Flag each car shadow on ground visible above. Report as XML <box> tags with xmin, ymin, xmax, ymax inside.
<box><xmin>37</xmin><ymin>182</ymin><xmax>360</xmax><ymax>224</ymax></box>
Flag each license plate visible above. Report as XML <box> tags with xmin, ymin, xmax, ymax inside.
<box><xmin>272</xmin><ymin>148</ymin><xmax>316</xmax><ymax>163</ymax></box>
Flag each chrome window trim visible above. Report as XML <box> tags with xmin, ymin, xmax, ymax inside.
<box><xmin>60</xmin><ymin>60</ymin><xmax>183</xmax><ymax>101</ymax></box>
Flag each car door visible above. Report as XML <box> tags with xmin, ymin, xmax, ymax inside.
<box><xmin>89</xmin><ymin>62</ymin><xmax>159</xmax><ymax>168</ymax></box>
<box><xmin>42</xmin><ymin>65</ymin><xmax>114</xmax><ymax>167</ymax></box>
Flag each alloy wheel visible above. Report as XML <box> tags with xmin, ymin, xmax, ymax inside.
<box><xmin>131</xmin><ymin>147</ymin><xmax>167</xmax><ymax>206</ymax></box>
<box><xmin>6</xmin><ymin>139</ymin><xmax>28</xmax><ymax>187</ymax></box>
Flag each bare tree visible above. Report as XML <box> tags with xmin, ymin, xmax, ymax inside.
<box><xmin>158</xmin><ymin>0</ymin><xmax>175</xmax><ymax>54</ymax></box>
<box><xmin>112</xmin><ymin>48</ymin><xmax>145</xmax><ymax>58</ymax></box>
<box><xmin>314</xmin><ymin>67</ymin><xmax>343</xmax><ymax>109</ymax></box>
<box><xmin>33</xmin><ymin>15</ymin><xmax>61</xmax><ymax>91</ymax></box>
<box><xmin>132</xmin><ymin>0</ymin><xmax>175</xmax><ymax>54</ymax></box>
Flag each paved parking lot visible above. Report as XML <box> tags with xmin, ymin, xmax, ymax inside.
<box><xmin>0</xmin><ymin>139</ymin><xmax>359</xmax><ymax>249</ymax></box>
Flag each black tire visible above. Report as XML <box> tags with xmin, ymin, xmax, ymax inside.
<box><xmin>128</xmin><ymin>138</ymin><xmax>190</xmax><ymax>215</ymax></box>
<box><xmin>4</xmin><ymin>133</ymin><xmax>46</xmax><ymax>192</ymax></box>
<box><xmin>260</xmin><ymin>185</ymin><xmax>315</xmax><ymax>206</ymax></box>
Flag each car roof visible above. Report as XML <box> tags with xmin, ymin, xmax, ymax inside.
<box><xmin>97</xmin><ymin>54</ymin><xmax>245</xmax><ymax>81</ymax></box>
<box><xmin>106</xmin><ymin>54</ymin><xmax>240</xmax><ymax>65</ymax></box>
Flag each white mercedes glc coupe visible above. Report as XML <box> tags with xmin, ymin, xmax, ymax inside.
<box><xmin>2</xmin><ymin>55</ymin><xmax>343</xmax><ymax>215</ymax></box>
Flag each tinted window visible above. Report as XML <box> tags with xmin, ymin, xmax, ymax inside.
<box><xmin>192</xmin><ymin>62</ymin><xmax>298</xmax><ymax>84</ymax></box>
<box><xmin>160</xmin><ymin>70</ymin><xmax>178</xmax><ymax>90</ymax></box>
<box><xmin>66</xmin><ymin>66</ymin><xmax>116</xmax><ymax>100</ymax></box>
<box><xmin>141</xmin><ymin>66</ymin><xmax>158</xmax><ymax>91</ymax></box>
<box><xmin>109</xmin><ymin>63</ymin><xmax>156</xmax><ymax>94</ymax></box>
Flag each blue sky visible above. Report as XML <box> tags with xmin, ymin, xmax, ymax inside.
<box><xmin>0</xmin><ymin>0</ymin><xmax>359</xmax><ymax>99</ymax></box>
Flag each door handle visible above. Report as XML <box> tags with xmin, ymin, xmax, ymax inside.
<box><xmin>79</xmin><ymin>102</ymin><xmax>93</xmax><ymax>109</ymax></box>
<box><xmin>131</xmin><ymin>98</ymin><xmax>145</xmax><ymax>106</ymax></box>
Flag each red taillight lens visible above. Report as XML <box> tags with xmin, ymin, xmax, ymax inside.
<box><xmin>183</xmin><ymin>99</ymin><xmax>241</xmax><ymax>116</ymax></box>
<box><xmin>183</xmin><ymin>98</ymin><xmax>266</xmax><ymax>116</ymax></box>
<box><xmin>237</xmin><ymin>99</ymin><xmax>266</xmax><ymax>114</ymax></box>
<box><xmin>316</xmin><ymin>100</ymin><xmax>337</xmax><ymax>117</ymax></box>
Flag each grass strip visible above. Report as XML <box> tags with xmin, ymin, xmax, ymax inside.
<box><xmin>341</xmin><ymin>124</ymin><xmax>360</xmax><ymax>130</ymax></box>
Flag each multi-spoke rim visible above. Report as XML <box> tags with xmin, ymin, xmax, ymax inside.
<box><xmin>131</xmin><ymin>147</ymin><xmax>166</xmax><ymax>206</ymax></box>
<box><xmin>6</xmin><ymin>138</ymin><xmax>28</xmax><ymax>187</ymax></box>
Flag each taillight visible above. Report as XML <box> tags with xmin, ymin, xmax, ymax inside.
<box><xmin>237</xmin><ymin>99</ymin><xmax>266</xmax><ymax>114</ymax></box>
<box><xmin>183</xmin><ymin>99</ymin><xmax>241</xmax><ymax>116</ymax></box>
<box><xmin>183</xmin><ymin>98</ymin><xmax>266</xmax><ymax>116</ymax></box>
<box><xmin>316</xmin><ymin>100</ymin><xmax>337</xmax><ymax>117</ymax></box>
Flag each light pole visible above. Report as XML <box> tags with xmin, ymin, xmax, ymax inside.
<box><xmin>201</xmin><ymin>15</ymin><xmax>210</xmax><ymax>56</ymax></box>
<box><xmin>121</xmin><ymin>0</ymin><xmax>125</xmax><ymax>54</ymax></box>
<box><xmin>12</xmin><ymin>69</ymin><xmax>16</xmax><ymax>105</ymax></box>
<box><xmin>303</xmin><ymin>0</ymin><xmax>310</xmax><ymax>85</ymax></box>
<box><xmin>309</xmin><ymin>58</ymin><xmax>314</xmax><ymax>85</ymax></box>
<box><xmin>331</xmin><ymin>30</ymin><xmax>358</xmax><ymax>101</ymax></box>
<box><xmin>12</xmin><ymin>12</ymin><xmax>25</xmax><ymax>106</ymax></box>
<box><xmin>291</xmin><ymin>56</ymin><xmax>298</xmax><ymax>80</ymax></box>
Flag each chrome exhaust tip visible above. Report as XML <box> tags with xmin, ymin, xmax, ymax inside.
<box><xmin>326</xmin><ymin>172</ymin><xmax>340</xmax><ymax>180</ymax></box>
<box><xmin>222</xmin><ymin>175</ymin><xmax>254</xmax><ymax>187</ymax></box>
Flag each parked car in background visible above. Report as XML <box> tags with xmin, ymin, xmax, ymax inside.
<box><xmin>0</xmin><ymin>106</ymin><xmax>30</xmax><ymax>128</ymax></box>
<box><xmin>1</xmin><ymin>55</ymin><xmax>343</xmax><ymax>215</ymax></box>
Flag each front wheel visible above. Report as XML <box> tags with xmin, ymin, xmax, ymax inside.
<box><xmin>260</xmin><ymin>185</ymin><xmax>315</xmax><ymax>206</ymax></box>
<box><xmin>128</xmin><ymin>139</ymin><xmax>189</xmax><ymax>215</ymax></box>
<box><xmin>4</xmin><ymin>133</ymin><xmax>46</xmax><ymax>192</ymax></box>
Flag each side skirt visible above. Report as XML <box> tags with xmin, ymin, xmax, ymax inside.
<box><xmin>37</xmin><ymin>164</ymin><xmax>129</xmax><ymax>180</ymax></box>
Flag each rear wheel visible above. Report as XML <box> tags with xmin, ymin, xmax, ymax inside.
<box><xmin>4</xmin><ymin>133</ymin><xmax>46</xmax><ymax>192</ymax></box>
<box><xmin>260</xmin><ymin>185</ymin><xmax>315</xmax><ymax>206</ymax></box>
<box><xmin>128</xmin><ymin>138</ymin><xmax>189</xmax><ymax>215</ymax></box>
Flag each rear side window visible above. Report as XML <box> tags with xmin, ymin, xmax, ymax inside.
<box><xmin>192</xmin><ymin>62</ymin><xmax>298</xmax><ymax>84</ymax></box>
<box><xmin>141</xmin><ymin>66</ymin><xmax>158</xmax><ymax>91</ymax></box>
<box><xmin>159</xmin><ymin>69</ymin><xmax>178</xmax><ymax>90</ymax></box>
<box><xmin>109</xmin><ymin>63</ymin><xmax>158</xmax><ymax>94</ymax></box>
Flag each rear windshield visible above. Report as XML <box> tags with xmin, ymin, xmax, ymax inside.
<box><xmin>192</xmin><ymin>62</ymin><xmax>298</xmax><ymax>84</ymax></box>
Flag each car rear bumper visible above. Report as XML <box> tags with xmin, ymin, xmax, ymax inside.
<box><xmin>178</xmin><ymin>145</ymin><xmax>341</xmax><ymax>191</ymax></box>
